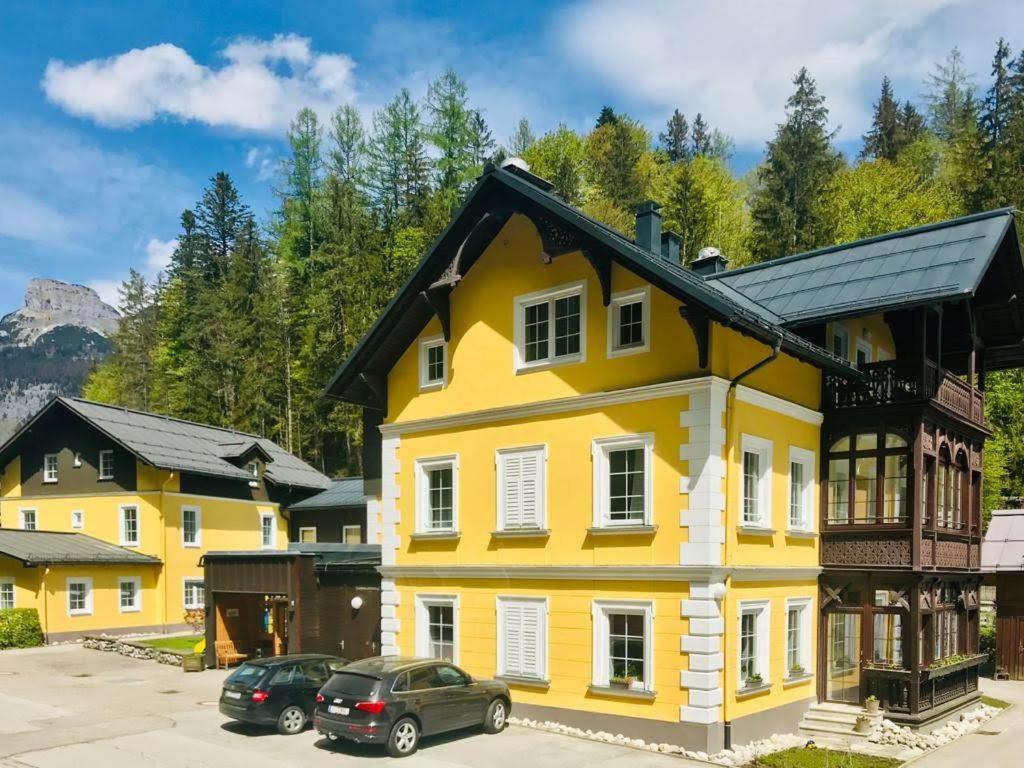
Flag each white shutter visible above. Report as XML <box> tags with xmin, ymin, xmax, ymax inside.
<box><xmin>503</xmin><ymin>603</ymin><xmax>523</xmax><ymax>675</ymax></box>
<box><xmin>501</xmin><ymin>600</ymin><xmax>545</xmax><ymax>679</ymax></box>
<box><xmin>520</xmin><ymin>602</ymin><xmax>542</xmax><ymax>678</ymax></box>
<box><xmin>502</xmin><ymin>454</ymin><xmax>523</xmax><ymax>529</ymax></box>
<box><xmin>500</xmin><ymin>448</ymin><xmax>544</xmax><ymax>530</ymax></box>
<box><xmin>519</xmin><ymin>452</ymin><xmax>541</xmax><ymax>528</ymax></box>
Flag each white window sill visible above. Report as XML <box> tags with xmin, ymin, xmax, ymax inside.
<box><xmin>736</xmin><ymin>681</ymin><xmax>771</xmax><ymax>698</ymax></box>
<box><xmin>587</xmin><ymin>524</ymin><xmax>658</xmax><ymax>536</ymax></box>
<box><xmin>738</xmin><ymin>526</ymin><xmax>775</xmax><ymax>537</ymax></box>
<box><xmin>608</xmin><ymin>343</ymin><xmax>648</xmax><ymax>359</ymax></box>
<box><xmin>783</xmin><ymin>673</ymin><xmax>813</xmax><ymax>688</ymax></box>
<box><xmin>587</xmin><ymin>684</ymin><xmax>656</xmax><ymax>700</ymax></box>
<box><xmin>120</xmin><ymin>608</ymin><xmax>142</xmax><ymax>614</ymax></box>
<box><xmin>419</xmin><ymin>380</ymin><xmax>444</xmax><ymax>392</ymax></box>
<box><xmin>98</xmin><ymin>476</ymin><xmax>114</xmax><ymax>481</ymax></box>
<box><xmin>785</xmin><ymin>529</ymin><xmax>817</xmax><ymax>539</ymax></box>
<box><xmin>491</xmin><ymin>528</ymin><xmax>550</xmax><ymax>538</ymax></box>
<box><xmin>120</xmin><ymin>542</ymin><xmax>140</xmax><ymax>548</ymax></box>
<box><xmin>410</xmin><ymin>530</ymin><xmax>461</xmax><ymax>541</ymax></box>
<box><xmin>183</xmin><ymin>543</ymin><xmax>201</xmax><ymax>549</ymax></box>
<box><xmin>68</xmin><ymin>611</ymin><xmax>92</xmax><ymax>618</ymax></box>
<box><xmin>515</xmin><ymin>354</ymin><xmax>584</xmax><ymax>375</ymax></box>
<box><xmin>496</xmin><ymin>675</ymin><xmax>551</xmax><ymax>689</ymax></box>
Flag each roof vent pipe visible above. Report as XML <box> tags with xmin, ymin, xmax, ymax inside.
<box><xmin>661</xmin><ymin>231</ymin><xmax>681</xmax><ymax>264</ymax></box>
<box><xmin>635</xmin><ymin>200</ymin><xmax>662</xmax><ymax>255</ymax></box>
<box><xmin>690</xmin><ymin>246</ymin><xmax>729</xmax><ymax>276</ymax></box>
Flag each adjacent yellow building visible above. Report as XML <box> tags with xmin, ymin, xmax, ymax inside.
<box><xmin>0</xmin><ymin>397</ymin><xmax>329</xmax><ymax>640</ymax></box>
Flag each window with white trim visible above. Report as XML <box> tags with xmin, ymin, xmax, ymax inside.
<box><xmin>498</xmin><ymin>597</ymin><xmax>547</xmax><ymax>681</ymax></box>
<box><xmin>43</xmin><ymin>453</ymin><xmax>59</xmax><ymax>483</ymax></box>
<box><xmin>71</xmin><ymin>510</ymin><xmax>84</xmax><ymax>529</ymax></box>
<box><xmin>608</xmin><ymin>287</ymin><xmax>649</xmax><ymax>357</ymax></box>
<box><xmin>67</xmin><ymin>577</ymin><xmax>93</xmax><ymax>616</ymax></box>
<box><xmin>259</xmin><ymin>512</ymin><xmax>276</xmax><ymax>549</ymax></box>
<box><xmin>788</xmin><ymin>447</ymin><xmax>815</xmax><ymax>531</ymax></box>
<box><xmin>741</xmin><ymin>435</ymin><xmax>773</xmax><ymax>528</ymax></box>
<box><xmin>0</xmin><ymin>578</ymin><xmax>14</xmax><ymax>610</ymax></box>
<box><xmin>592</xmin><ymin>434</ymin><xmax>654</xmax><ymax>528</ymax></box>
<box><xmin>514</xmin><ymin>281</ymin><xmax>586</xmax><ymax>371</ymax></box>
<box><xmin>19</xmin><ymin>509</ymin><xmax>37</xmax><ymax>530</ymax></box>
<box><xmin>98</xmin><ymin>450</ymin><xmax>114</xmax><ymax>480</ymax></box>
<box><xmin>119</xmin><ymin>576</ymin><xmax>142</xmax><ymax>613</ymax></box>
<box><xmin>419</xmin><ymin>335</ymin><xmax>447</xmax><ymax>390</ymax></box>
<box><xmin>182</xmin><ymin>506</ymin><xmax>201</xmax><ymax>547</ymax></box>
<box><xmin>343</xmin><ymin>524</ymin><xmax>362</xmax><ymax>544</ymax></box>
<box><xmin>738</xmin><ymin>600</ymin><xmax>770</xmax><ymax>688</ymax></box>
<box><xmin>119</xmin><ymin>506</ymin><xmax>139</xmax><ymax>546</ymax></box>
<box><xmin>830</xmin><ymin>324</ymin><xmax>850</xmax><ymax>360</ymax></box>
<box><xmin>856</xmin><ymin>338</ymin><xmax>873</xmax><ymax>368</ymax></box>
<box><xmin>183</xmin><ymin>579</ymin><xmax>205</xmax><ymax>609</ymax></box>
<box><xmin>247</xmin><ymin>462</ymin><xmax>260</xmax><ymax>488</ymax></box>
<box><xmin>416</xmin><ymin>595</ymin><xmax>458</xmax><ymax>663</ymax></box>
<box><xmin>592</xmin><ymin>600</ymin><xmax>653</xmax><ymax>691</ymax></box>
<box><xmin>415</xmin><ymin>456</ymin><xmax>458</xmax><ymax>533</ymax></box>
<box><xmin>299</xmin><ymin>526</ymin><xmax>317</xmax><ymax>543</ymax></box>
<box><xmin>497</xmin><ymin>446</ymin><xmax>546</xmax><ymax>530</ymax></box>
<box><xmin>785</xmin><ymin>598</ymin><xmax>811</xmax><ymax>677</ymax></box>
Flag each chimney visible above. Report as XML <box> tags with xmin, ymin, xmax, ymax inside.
<box><xmin>635</xmin><ymin>201</ymin><xmax>662</xmax><ymax>254</ymax></box>
<box><xmin>661</xmin><ymin>231</ymin><xmax>681</xmax><ymax>264</ymax></box>
<box><xmin>690</xmin><ymin>246</ymin><xmax>729</xmax><ymax>277</ymax></box>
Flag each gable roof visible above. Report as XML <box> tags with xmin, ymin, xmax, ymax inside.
<box><xmin>982</xmin><ymin>509</ymin><xmax>1024</xmax><ymax>572</ymax></box>
<box><xmin>287</xmin><ymin>477</ymin><xmax>366</xmax><ymax>511</ymax></box>
<box><xmin>0</xmin><ymin>529</ymin><xmax>161</xmax><ymax>566</ymax></box>
<box><xmin>708</xmin><ymin>209</ymin><xmax>1020</xmax><ymax>326</ymax></box>
<box><xmin>0</xmin><ymin>397</ymin><xmax>330</xmax><ymax>491</ymax></box>
<box><xmin>325</xmin><ymin>165</ymin><xmax>856</xmax><ymax>405</ymax></box>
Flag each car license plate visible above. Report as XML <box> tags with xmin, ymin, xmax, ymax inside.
<box><xmin>328</xmin><ymin>705</ymin><xmax>349</xmax><ymax>715</ymax></box>
<box><xmin>225</xmin><ymin>690</ymin><xmax>242</xmax><ymax>700</ymax></box>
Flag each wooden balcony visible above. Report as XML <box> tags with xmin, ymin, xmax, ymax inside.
<box><xmin>864</xmin><ymin>655</ymin><xmax>984</xmax><ymax>720</ymax></box>
<box><xmin>824</xmin><ymin>359</ymin><xmax>984</xmax><ymax>427</ymax></box>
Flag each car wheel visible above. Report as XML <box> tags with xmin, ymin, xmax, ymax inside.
<box><xmin>483</xmin><ymin>698</ymin><xmax>508</xmax><ymax>734</ymax></box>
<box><xmin>387</xmin><ymin>717</ymin><xmax>420</xmax><ymax>758</ymax></box>
<box><xmin>277</xmin><ymin>705</ymin><xmax>306</xmax><ymax>735</ymax></box>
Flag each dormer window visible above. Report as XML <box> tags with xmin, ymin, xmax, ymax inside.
<box><xmin>247</xmin><ymin>462</ymin><xmax>259</xmax><ymax>488</ymax></box>
<box><xmin>43</xmin><ymin>454</ymin><xmax>59</xmax><ymax>483</ymax></box>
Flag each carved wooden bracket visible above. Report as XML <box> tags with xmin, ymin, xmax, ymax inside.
<box><xmin>358</xmin><ymin>372</ymin><xmax>387</xmax><ymax>411</ymax></box>
<box><xmin>678</xmin><ymin>304</ymin><xmax>710</xmax><ymax>369</ymax></box>
<box><xmin>420</xmin><ymin>287</ymin><xmax>452</xmax><ymax>342</ymax></box>
<box><xmin>533</xmin><ymin>210</ymin><xmax>582</xmax><ymax>261</ymax></box>
<box><xmin>821</xmin><ymin>584</ymin><xmax>846</xmax><ymax>608</ymax></box>
<box><xmin>583</xmin><ymin>250</ymin><xmax>612</xmax><ymax>306</ymax></box>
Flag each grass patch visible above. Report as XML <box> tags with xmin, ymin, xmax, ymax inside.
<box><xmin>136</xmin><ymin>635</ymin><xmax>203</xmax><ymax>653</ymax></box>
<box><xmin>982</xmin><ymin>695</ymin><xmax>1011</xmax><ymax>709</ymax></box>
<box><xmin>753</xmin><ymin>748</ymin><xmax>902</xmax><ymax>768</ymax></box>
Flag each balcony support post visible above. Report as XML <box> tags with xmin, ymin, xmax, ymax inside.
<box><xmin>908</xmin><ymin>583</ymin><xmax>922</xmax><ymax>714</ymax></box>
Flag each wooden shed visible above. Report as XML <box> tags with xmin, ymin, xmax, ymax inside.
<box><xmin>982</xmin><ymin>509</ymin><xmax>1024</xmax><ymax>679</ymax></box>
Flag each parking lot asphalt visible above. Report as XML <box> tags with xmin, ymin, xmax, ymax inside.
<box><xmin>0</xmin><ymin>644</ymin><xmax>702</xmax><ymax>768</ymax></box>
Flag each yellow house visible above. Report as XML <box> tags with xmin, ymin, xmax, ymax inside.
<box><xmin>324</xmin><ymin>163</ymin><xmax>858</xmax><ymax>750</ymax></box>
<box><xmin>0</xmin><ymin>397</ymin><xmax>330</xmax><ymax>640</ymax></box>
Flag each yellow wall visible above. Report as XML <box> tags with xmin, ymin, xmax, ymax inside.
<box><xmin>0</xmin><ymin>455</ymin><xmax>20</xmax><ymax>500</ymax></box>
<box><xmin>828</xmin><ymin>314</ymin><xmax>896</xmax><ymax>363</ymax></box>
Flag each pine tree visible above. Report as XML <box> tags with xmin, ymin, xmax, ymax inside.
<box><xmin>468</xmin><ymin>110</ymin><xmax>496</xmax><ymax>168</ymax></box>
<box><xmin>897</xmin><ymin>102</ymin><xmax>927</xmax><ymax>147</ymax></box>
<box><xmin>595</xmin><ymin>105</ymin><xmax>617</xmax><ymax>127</ymax></box>
<box><xmin>925</xmin><ymin>47</ymin><xmax>974</xmax><ymax>141</ymax></box>
<box><xmin>195</xmin><ymin>172</ymin><xmax>251</xmax><ymax>281</ymax></box>
<box><xmin>425</xmin><ymin>68</ymin><xmax>475</xmax><ymax>194</ymax></box>
<box><xmin>981</xmin><ymin>38</ymin><xmax>1014</xmax><ymax>205</ymax></box>
<box><xmin>367</xmin><ymin>89</ymin><xmax>431</xmax><ymax>222</ymax></box>
<box><xmin>660</xmin><ymin>109</ymin><xmax>690</xmax><ymax>162</ymax></box>
<box><xmin>749</xmin><ymin>68</ymin><xmax>844</xmax><ymax>261</ymax></box>
<box><xmin>862</xmin><ymin>77</ymin><xmax>901</xmax><ymax>160</ymax></box>
<box><xmin>507</xmin><ymin>117</ymin><xmax>535</xmax><ymax>156</ymax></box>
<box><xmin>691</xmin><ymin>113</ymin><xmax>711</xmax><ymax>157</ymax></box>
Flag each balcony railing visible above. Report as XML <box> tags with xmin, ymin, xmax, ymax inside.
<box><xmin>824</xmin><ymin>359</ymin><xmax>984</xmax><ymax>426</ymax></box>
<box><xmin>864</xmin><ymin>654</ymin><xmax>984</xmax><ymax>715</ymax></box>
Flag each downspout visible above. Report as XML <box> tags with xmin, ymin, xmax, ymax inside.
<box><xmin>161</xmin><ymin>471</ymin><xmax>176</xmax><ymax>633</ymax></box>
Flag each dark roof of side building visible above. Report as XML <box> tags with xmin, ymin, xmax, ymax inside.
<box><xmin>287</xmin><ymin>477</ymin><xmax>366</xmax><ymax>510</ymax></box>
<box><xmin>0</xmin><ymin>529</ymin><xmax>161</xmax><ymax>565</ymax></box>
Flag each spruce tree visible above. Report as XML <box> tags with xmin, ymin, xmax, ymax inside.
<box><xmin>862</xmin><ymin>77</ymin><xmax>901</xmax><ymax>160</ymax></box>
<box><xmin>468</xmin><ymin>110</ymin><xmax>496</xmax><ymax>168</ymax></box>
<box><xmin>897</xmin><ymin>102</ymin><xmax>927</xmax><ymax>147</ymax></box>
<box><xmin>425</xmin><ymin>68</ymin><xmax>474</xmax><ymax>193</ymax></box>
<box><xmin>585</xmin><ymin>115</ymin><xmax>649</xmax><ymax>212</ymax></box>
<box><xmin>691</xmin><ymin>113</ymin><xmax>711</xmax><ymax>157</ymax></box>
<box><xmin>659</xmin><ymin>109</ymin><xmax>690</xmax><ymax>162</ymax></box>
<box><xmin>595</xmin><ymin>105</ymin><xmax>617</xmax><ymax>127</ymax></box>
<box><xmin>925</xmin><ymin>47</ymin><xmax>974</xmax><ymax>141</ymax></box>
<box><xmin>981</xmin><ymin>38</ymin><xmax>1014</xmax><ymax>205</ymax></box>
<box><xmin>507</xmin><ymin>117</ymin><xmax>535</xmax><ymax>157</ymax></box>
<box><xmin>195</xmin><ymin>172</ymin><xmax>251</xmax><ymax>281</ymax></box>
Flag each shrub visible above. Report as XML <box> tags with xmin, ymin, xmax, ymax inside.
<box><xmin>980</xmin><ymin>622</ymin><xmax>996</xmax><ymax>664</ymax></box>
<box><xmin>0</xmin><ymin>608</ymin><xmax>44</xmax><ymax>649</ymax></box>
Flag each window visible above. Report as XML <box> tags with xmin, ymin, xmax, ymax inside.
<box><xmin>19</xmin><ymin>509</ymin><xmax>37</xmax><ymax>531</ymax></box>
<box><xmin>71</xmin><ymin>510</ymin><xmax>84</xmax><ymax>530</ymax></box>
<box><xmin>786</xmin><ymin>601</ymin><xmax>811</xmax><ymax>677</ymax></box>
<box><xmin>342</xmin><ymin>524</ymin><xmax>362</xmax><ymax>544</ymax></box>
<box><xmin>259</xmin><ymin>512</ymin><xmax>276</xmax><ymax>549</ymax></box>
<box><xmin>182</xmin><ymin>506</ymin><xmax>201</xmax><ymax>547</ymax></box>
<box><xmin>514</xmin><ymin>281</ymin><xmax>586</xmax><ymax>371</ymax></box>
<box><xmin>497</xmin><ymin>597</ymin><xmax>547</xmax><ymax>681</ymax></box>
<box><xmin>119</xmin><ymin>506</ymin><xmax>139</xmax><ymax>546</ymax></box>
<box><xmin>43</xmin><ymin>453</ymin><xmax>59</xmax><ymax>483</ymax></box>
<box><xmin>298</xmin><ymin>526</ymin><xmax>317</xmax><ymax>543</ymax></box>
<box><xmin>592</xmin><ymin>435</ymin><xmax>653</xmax><ymax>528</ymax></box>
<box><xmin>827</xmin><ymin>430</ymin><xmax>910</xmax><ymax>525</ymax></box>
<box><xmin>830</xmin><ymin>324</ymin><xmax>850</xmax><ymax>360</ymax></box>
<box><xmin>248</xmin><ymin>462</ymin><xmax>259</xmax><ymax>488</ymax></box>
<box><xmin>415</xmin><ymin>456</ymin><xmax>458</xmax><ymax>533</ymax></box>
<box><xmin>607</xmin><ymin>287</ymin><xmax>650</xmax><ymax>357</ymax></box>
<box><xmin>183</xmin><ymin>579</ymin><xmax>205</xmax><ymax>610</ymax></box>
<box><xmin>855</xmin><ymin>338</ymin><xmax>872</xmax><ymax>368</ymax></box>
<box><xmin>119</xmin><ymin>577</ymin><xmax>141</xmax><ymax>613</ymax></box>
<box><xmin>788</xmin><ymin>447</ymin><xmax>815</xmax><ymax>531</ymax></box>
<box><xmin>883</xmin><ymin>454</ymin><xmax>908</xmax><ymax>523</ymax></box>
<box><xmin>738</xmin><ymin>601</ymin><xmax>770</xmax><ymax>688</ymax></box>
<box><xmin>419</xmin><ymin>335</ymin><xmax>447</xmax><ymax>390</ymax></box>
<box><xmin>872</xmin><ymin>591</ymin><xmax>904</xmax><ymax>667</ymax></box>
<box><xmin>592</xmin><ymin>600</ymin><xmax>653</xmax><ymax>691</ymax></box>
<box><xmin>497</xmin><ymin>446</ymin><xmax>546</xmax><ymax>530</ymax></box>
<box><xmin>416</xmin><ymin>595</ymin><xmax>458</xmax><ymax>663</ymax></box>
<box><xmin>98</xmin><ymin>450</ymin><xmax>114</xmax><ymax>480</ymax></box>
<box><xmin>67</xmin><ymin>578</ymin><xmax>93</xmax><ymax>616</ymax></box>
<box><xmin>741</xmin><ymin>435</ymin><xmax>773</xmax><ymax>528</ymax></box>
<box><xmin>0</xmin><ymin>579</ymin><xmax>14</xmax><ymax>610</ymax></box>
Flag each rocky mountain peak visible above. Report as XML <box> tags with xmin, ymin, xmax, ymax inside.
<box><xmin>1</xmin><ymin>278</ymin><xmax>120</xmax><ymax>347</ymax></box>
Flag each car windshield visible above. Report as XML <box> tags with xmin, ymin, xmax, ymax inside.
<box><xmin>225</xmin><ymin>663</ymin><xmax>266</xmax><ymax>687</ymax></box>
<box><xmin>324</xmin><ymin>672</ymin><xmax>379</xmax><ymax>698</ymax></box>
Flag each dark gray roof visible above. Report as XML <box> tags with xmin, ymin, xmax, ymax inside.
<box><xmin>203</xmin><ymin>543</ymin><xmax>380</xmax><ymax>566</ymax></box>
<box><xmin>287</xmin><ymin>478</ymin><xmax>366</xmax><ymax>510</ymax></box>
<box><xmin>982</xmin><ymin>509</ymin><xmax>1024</xmax><ymax>572</ymax></box>
<box><xmin>708</xmin><ymin>209</ymin><xmax>1016</xmax><ymax>325</ymax></box>
<box><xmin>0</xmin><ymin>529</ymin><xmax>161</xmax><ymax>565</ymax></box>
<box><xmin>0</xmin><ymin>398</ymin><xmax>330</xmax><ymax>491</ymax></box>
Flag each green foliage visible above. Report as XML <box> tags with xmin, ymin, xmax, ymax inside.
<box><xmin>522</xmin><ymin>125</ymin><xmax>587</xmax><ymax>205</ymax></box>
<box><xmin>753</xmin><ymin>748</ymin><xmax>901</xmax><ymax>768</ymax></box>
<box><xmin>585</xmin><ymin>116</ymin><xmax>651</xmax><ymax>212</ymax></box>
<box><xmin>984</xmin><ymin>370</ymin><xmax>1024</xmax><ymax>504</ymax></box>
<box><xmin>862</xmin><ymin>77</ymin><xmax>927</xmax><ymax>161</ymax></box>
<box><xmin>507</xmin><ymin>117</ymin><xmax>535</xmax><ymax>157</ymax></box>
<box><xmin>981</xmin><ymin>695</ymin><xmax>1010</xmax><ymax>709</ymax></box>
<box><xmin>0</xmin><ymin>608</ymin><xmax>44</xmax><ymax>649</ymax></box>
<box><xmin>980</xmin><ymin>623</ymin><xmax>996</xmax><ymax>665</ymax></box>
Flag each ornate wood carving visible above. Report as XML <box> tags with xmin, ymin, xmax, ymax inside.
<box><xmin>678</xmin><ymin>304</ymin><xmax>710</xmax><ymax>369</ymax></box>
<box><xmin>533</xmin><ymin>211</ymin><xmax>581</xmax><ymax>261</ymax></box>
<box><xmin>922</xmin><ymin>428</ymin><xmax>935</xmax><ymax>453</ymax></box>
<box><xmin>419</xmin><ymin>287</ymin><xmax>452</xmax><ymax>342</ymax></box>
<box><xmin>821</xmin><ymin>537</ymin><xmax>912</xmax><ymax>566</ymax></box>
<box><xmin>583</xmin><ymin>250</ymin><xmax>612</xmax><ymax>306</ymax></box>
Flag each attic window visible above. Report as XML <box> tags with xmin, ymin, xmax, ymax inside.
<box><xmin>247</xmin><ymin>462</ymin><xmax>259</xmax><ymax>487</ymax></box>
<box><xmin>99</xmin><ymin>450</ymin><xmax>114</xmax><ymax>480</ymax></box>
<box><xmin>514</xmin><ymin>280</ymin><xmax>587</xmax><ymax>372</ymax></box>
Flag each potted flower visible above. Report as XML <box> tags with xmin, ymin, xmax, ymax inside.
<box><xmin>745</xmin><ymin>673</ymin><xmax>763</xmax><ymax>689</ymax></box>
<box><xmin>789</xmin><ymin>664</ymin><xmax>805</xmax><ymax>678</ymax></box>
<box><xmin>865</xmin><ymin>694</ymin><xmax>879</xmax><ymax>714</ymax></box>
<box><xmin>854</xmin><ymin>715</ymin><xmax>873</xmax><ymax>734</ymax></box>
<box><xmin>609</xmin><ymin>675</ymin><xmax>633</xmax><ymax>690</ymax></box>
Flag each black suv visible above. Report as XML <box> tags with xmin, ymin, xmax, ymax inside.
<box><xmin>219</xmin><ymin>654</ymin><xmax>348</xmax><ymax>735</ymax></box>
<box><xmin>314</xmin><ymin>656</ymin><xmax>510</xmax><ymax>757</ymax></box>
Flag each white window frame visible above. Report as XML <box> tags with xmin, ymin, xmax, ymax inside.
<box><xmin>418</xmin><ymin>334</ymin><xmax>448</xmax><ymax>391</ymax></box>
<box><xmin>830</xmin><ymin>323</ymin><xmax>850</xmax><ymax>361</ymax></box>
<box><xmin>738</xmin><ymin>599</ymin><xmax>770</xmax><ymax>688</ymax></box>
<box><xmin>118</xmin><ymin>576</ymin><xmax>142</xmax><ymax>613</ymax></box>
<box><xmin>119</xmin><ymin>505</ymin><xmax>140</xmax><ymax>547</ymax></box>
<box><xmin>259</xmin><ymin>511</ymin><xmax>277</xmax><ymax>550</ymax></box>
<box><xmin>855</xmin><ymin>338</ymin><xmax>873</xmax><ymax>368</ymax></box>
<box><xmin>607</xmin><ymin>286</ymin><xmax>650</xmax><ymax>358</ymax></box>
<box><xmin>181</xmin><ymin>505</ymin><xmax>201</xmax><ymax>548</ymax></box>
<box><xmin>43</xmin><ymin>453</ymin><xmax>59</xmax><ymax>484</ymax></box>
<box><xmin>247</xmin><ymin>461</ymin><xmax>260</xmax><ymax>488</ymax></box>
<box><xmin>415</xmin><ymin>455</ymin><xmax>459</xmax><ymax>533</ymax></box>
<box><xmin>592</xmin><ymin>599</ymin><xmax>654</xmax><ymax>691</ymax></box>
<box><xmin>740</xmin><ymin>434</ymin><xmax>773</xmax><ymax>529</ymax></box>
<box><xmin>592</xmin><ymin>434</ymin><xmax>654</xmax><ymax>528</ymax></box>
<box><xmin>0</xmin><ymin>578</ymin><xmax>14</xmax><ymax>610</ymax></box>
<box><xmin>183</xmin><ymin>578</ymin><xmax>205</xmax><ymax>610</ymax></box>
<box><xmin>415</xmin><ymin>593</ymin><xmax>459</xmax><ymax>663</ymax></box>
<box><xmin>785</xmin><ymin>597</ymin><xmax>812</xmax><ymax>678</ymax></box>
<box><xmin>513</xmin><ymin>279</ymin><xmax>587</xmax><ymax>373</ymax></box>
<box><xmin>298</xmin><ymin>526</ymin><xmax>318</xmax><ymax>543</ymax></box>
<box><xmin>70</xmin><ymin>510</ymin><xmax>85</xmax><ymax>529</ymax></box>
<box><xmin>98</xmin><ymin>449</ymin><xmax>114</xmax><ymax>480</ymax></box>
<box><xmin>787</xmin><ymin>446</ymin><xmax>815</xmax><ymax>532</ymax></box>
<box><xmin>66</xmin><ymin>577</ymin><xmax>93</xmax><ymax>617</ymax></box>
<box><xmin>495</xmin><ymin>445</ymin><xmax>547</xmax><ymax>531</ymax></box>
<box><xmin>497</xmin><ymin>596</ymin><xmax>549</xmax><ymax>681</ymax></box>
<box><xmin>342</xmin><ymin>524</ymin><xmax>362</xmax><ymax>543</ymax></box>
<box><xmin>19</xmin><ymin>508</ymin><xmax>37</xmax><ymax>531</ymax></box>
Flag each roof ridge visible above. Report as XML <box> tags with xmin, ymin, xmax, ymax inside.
<box><xmin>64</xmin><ymin>396</ymin><xmax>262</xmax><ymax>439</ymax></box>
<box><xmin>707</xmin><ymin>207</ymin><xmax>1016</xmax><ymax>280</ymax></box>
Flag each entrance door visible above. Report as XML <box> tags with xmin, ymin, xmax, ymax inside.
<box><xmin>338</xmin><ymin>586</ymin><xmax>381</xmax><ymax>660</ymax></box>
<box><xmin>826</xmin><ymin>612</ymin><xmax>862</xmax><ymax>703</ymax></box>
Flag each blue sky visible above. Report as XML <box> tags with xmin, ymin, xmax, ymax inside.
<box><xmin>0</xmin><ymin>0</ymin><xmax>1020</xmax><ymax>314</ymax></box>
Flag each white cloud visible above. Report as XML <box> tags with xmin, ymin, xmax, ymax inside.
<box><xmin>245</xmin><ymin>145</ymin><xmax>278</xmax><ymax>181</ymax></box>
<box><xmin>145</xmin><ymin>237</ymin><xmax>178</xmax><ymax>274</ymax></box>
<box><xmin>87</xmin><ymin>279</ymin><xmax>123</xmax><ymax>309</ymax></box>
<box><xmin>42</xmin><ymin>34</ymin><xmax>357</xmax><ymax>133</ymax></box>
